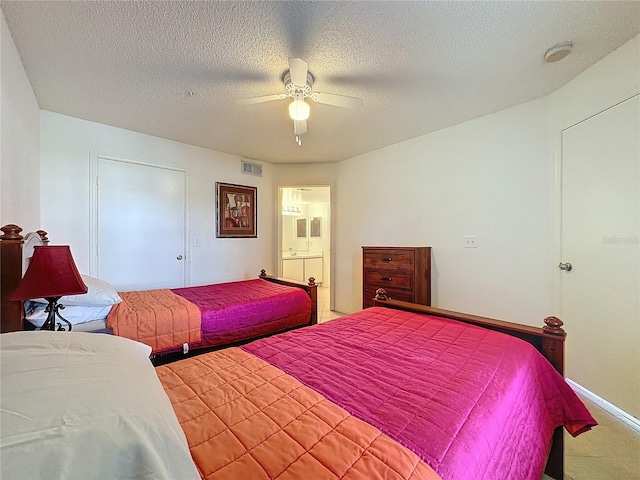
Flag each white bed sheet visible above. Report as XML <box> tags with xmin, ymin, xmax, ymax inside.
<box><xmin>24</xmin><ymin>301</ymin><xmax>111</xmax><ymax>328</ymax></box>
<box><xmin>24</xmin><ymin>317</ymin><xmax>109</xmax><ymax>333</ymax></box>
<box><xmin>0</xmin><ymin>332</ymin><xmax>199</xmax><ymax>480</ymax></box>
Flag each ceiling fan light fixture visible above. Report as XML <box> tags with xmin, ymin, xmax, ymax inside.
<box><xmin>239</xmin><ymin>57</ymin><xmax>361</xmax><ymax>136</ymax></box>
<box><xmin>289</xmin><ymin>98</ymin><xmax>310</xmax><ymax>121</ymax></box>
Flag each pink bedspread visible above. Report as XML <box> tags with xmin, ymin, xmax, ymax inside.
<box><xmin>172</xmin><ymin>278</ymin><xmax>311</xmax><ymax>349</ymax></box>
<box><xmin>243</xmin><ymin>307</ymin><xmax>596</xmax><ymax>480</ymax></box>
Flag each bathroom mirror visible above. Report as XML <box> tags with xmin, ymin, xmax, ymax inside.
<box><xmin>310</xmin><ymin>217</ymin><xmax>321</xmax><ymax>237</ymax></box>
<box><xmin>296</xmin><ymin>217</ymin><xmax>307</xmax><ymax>238</ymax></box>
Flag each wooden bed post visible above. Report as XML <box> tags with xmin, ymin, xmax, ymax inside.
<box><xmin>541</xmin><ymin>316</ymin><xmax>566</xmax><ymax>374</ymax></box>
<box><xmin>1</xmin><ymin>225</ymin><xmax>50</xmax><ymax>333</ymax></box>
<box><xmin>307</xmin><ymin>277</ymin><xmax>318</xmax><ymax>325</ymax></box>
<box><xmin>540</xmin><ymin>316</ymin><xmax>566</xmax><ymax>480</ymax></box>
<box><xmin>546</xmin><ymin>427</ymin><xmax>564</xmax><ymax>480</ymax></box>
<box><xmin>1</xmin><ymin>224</ymin><xmax>25</xmax><ymax>333</ymax></box>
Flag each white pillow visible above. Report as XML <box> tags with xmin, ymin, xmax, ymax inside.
<box><xmin>33</xmin><ymin>274</ymin><xmax>122</xmax><ymax>306</ymax></box>
<box><xmin>0</xmin><ymin>332</ymin><xmax>200</xmax><ymax>480</ymax></box>
<box><xmin>24</xmin><ymin>301</ymin><xmax>112</xmax><ymax>326</ymax></box>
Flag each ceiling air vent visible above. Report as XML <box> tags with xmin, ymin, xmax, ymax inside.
<box><xmin>241</xmin><ymin>159</ymin><xmax>262</xmax><ymax>177</ymax></box>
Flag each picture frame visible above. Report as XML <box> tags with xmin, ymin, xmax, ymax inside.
<box><xmin>216</xmin><ymin>182</ymin><xmax>257</xmax><ymax>238</ymax></box>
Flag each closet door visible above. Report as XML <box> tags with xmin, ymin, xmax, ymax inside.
<box><xmin>97</xmin><ymin>157</ymin><xmax>186</xmax><ymax>291</ymax></box>
<box><xmin>561</xmin><ymin>95</ymin><xmax>639</xmax><ymax>417</ymax></box>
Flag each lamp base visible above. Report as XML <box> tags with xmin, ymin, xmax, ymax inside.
<box><xmin>41</xmin><ymin>297</ymin><xmax>72</xmax><ymax>331</ymax></box>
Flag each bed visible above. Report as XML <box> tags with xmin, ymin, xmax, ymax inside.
<box><xmin>0</xmin><ymin>288</ymin><xmax>596</xmax><ymax>480</ymax></box>
<box><xmin>0</xmin><ymin>224</ymin><xmax>317</xmax><ymax>354</ymax></box>
<box><xmin>105</xmin><ymin>271</ymin><xmax>316</xmax><ymax>355</ymax></box>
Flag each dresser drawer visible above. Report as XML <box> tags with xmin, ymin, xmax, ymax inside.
<box><xmin>363</xmin><ymin>270</ymin><xmax>413</xmax><ymax>289</ymax></box>
<box><xmin>363</xmin><ymin>249</ymin><xmax>414</xmax><ymax>269</ymax></box>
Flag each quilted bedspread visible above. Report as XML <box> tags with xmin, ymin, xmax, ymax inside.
<box><xmin>242</xmin><ymin>307</ymin><xmax>597</xmax><ymax>480</ymax></box>
<box><xmin>157</xmin><ymin>347</ymin><xmax>442</xmax><ymax>480</ymax></box>
<box><xmin>108</xmin><ymin>279</ymin><xmax>311</xmax><ymax>354</ymax></box>
<box><xmin>172</xmin><ymin>279</ymin><xmax>311</xmax><ymax>349</ymax></box>
<box><xmin>107</xmin><ymin>289</ymin><xmax>202</xmax><ymax>353</ymax></box>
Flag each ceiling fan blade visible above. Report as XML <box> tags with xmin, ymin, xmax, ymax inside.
<box><xmin>294</xmin><ymin>119</ymin><xmax>307</xmax><ymax>135</ymax></box>
<box><xmin>237</xmin><ymin>94</ymin><xmax>286</xmax><ymax>105</ymax></box>
<box><xmin>288</xmin><ymin>57</ymin><xmax>308</xmax><ymax>87</ymax></box>
<box><xmin>311</xmin><ymin>92</ymin><xmax>363</xmax><ymax>109</ymax></box>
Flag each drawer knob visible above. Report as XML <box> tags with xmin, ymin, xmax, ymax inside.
<box><xmin>381</xmin><ymin>276</ymin><xmax>393</xmax><ymax>281</ymax></box>
<box><xmin>382</xmin><ymin>257</ymin><xmax>393</xmax><ymax>262</ymax></box>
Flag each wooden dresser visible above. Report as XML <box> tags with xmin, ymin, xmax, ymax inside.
<box><xmin>362</xmin><ymin>246</ymin><xmax>431</xmax><ymax>308</ymax></box>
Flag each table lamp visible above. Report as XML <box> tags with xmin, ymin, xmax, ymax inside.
<box><xmin>10</xmin><ymin>245</ymin><xmax>87</xmax><ymax>331</ymax></box>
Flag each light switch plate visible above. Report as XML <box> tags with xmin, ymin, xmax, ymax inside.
<box><xmin>464</xmin><ymin>235</ymin><xmax>478</xmax><ymax>248</ymax></box>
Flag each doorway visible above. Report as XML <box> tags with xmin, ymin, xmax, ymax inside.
<box><xmin>279</xmin><ymin>186</ymin><xmax>332</xmax><ymax>321</ymax></box>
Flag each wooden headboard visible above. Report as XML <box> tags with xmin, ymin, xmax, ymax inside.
<box><xmin>1</xmin><ymin>224</ymin><xmax>49</xmax><ymax>333</ymax></box>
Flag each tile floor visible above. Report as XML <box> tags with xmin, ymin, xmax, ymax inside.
<box><xmin>314</xmin><ymin>289</ymin><xmax>640</xmax><ymax>478</ymax></box>
<box><xmin>316</xmin><ymin>286</ymin><xmax>344</xmax><ymax>323</ymax></box>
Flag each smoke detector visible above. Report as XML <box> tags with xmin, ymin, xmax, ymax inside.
<box><xmin>544</xmin><ymin>41</ymin><xmax>573</xmax><ymax>63</ymax></box>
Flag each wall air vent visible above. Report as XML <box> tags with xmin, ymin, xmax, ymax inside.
<box><xmin>241</xmin><ymin>159</ymin><xmax>262</xmax><ymax>177</ymax></box>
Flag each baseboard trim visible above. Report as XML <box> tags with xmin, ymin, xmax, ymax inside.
<box><xmin>566</xmin><ymin>378</ymin><xmax>640</xmax><ymax>434</ymax></box>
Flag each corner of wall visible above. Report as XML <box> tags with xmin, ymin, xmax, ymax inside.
<box><xmin>0</xmin><ymin>10</ymin><xmax>41</xmax><ymax>231</ymax></box>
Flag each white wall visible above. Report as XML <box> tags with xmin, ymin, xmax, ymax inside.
<box><xmin>275</xmin><ymin>163</ymin><xmax>337</xmax><ymax>187</ymax></box>
<box><xmin>40</xmin><ymin>111</ymin><xmax>276</xmax><ymax>285</ymax></box>
<box><xmin>334</xmin><ymin>98</ymin><xmax>553</xmax><ymax>323</ymax></box>
<box><xmin>0</xmin><ymin>11</ymin><xmax>40</xmax><ymax>231</ymax></box>
<box><xmin>332</xmin><ymin>36</ymin><xmax>639</xmax><ymax>324</ymax></box>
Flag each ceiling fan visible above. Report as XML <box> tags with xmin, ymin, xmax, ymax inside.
<box><xmin>238</xmin><ymin>57</ymin><xmax>363</xmax><ymax>144</ymax></box>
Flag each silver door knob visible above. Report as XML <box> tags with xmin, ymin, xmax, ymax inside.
<box><xmin>558</xmin><ymin>262</ymin><xmax>572</xmax><ymax>272</ymax></box>
<box><xmin>177</xmin><ymin>255</ymin><xmax>184</xmax><ymax>260</ymax></box>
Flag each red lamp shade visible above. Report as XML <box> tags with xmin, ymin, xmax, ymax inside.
<box><xmin>10</xmin><ymin>246</ymin><xmax>87</xmax><ymax>301</ymax></box>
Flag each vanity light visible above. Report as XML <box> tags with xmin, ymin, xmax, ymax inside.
<box><xmin>282</xmin><ymin>206</ymin><xmax>301</xmax><ymax>213</ymax></box>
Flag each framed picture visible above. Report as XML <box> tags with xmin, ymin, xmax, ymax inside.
<box><xmin>216</xmin><ymin>182</ymin><xmax>257</xmax><ymax>238</ymax></box>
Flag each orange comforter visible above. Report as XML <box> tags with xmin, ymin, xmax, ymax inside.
<box><xmin>157</xmin><ymin>348</ymin><xmax>441</xmax><ymax>480</ymax></box>
<box><xmin>107</xmin><ymin>289</ymin><xmax>201</xmax><ymax>352</ymax></box>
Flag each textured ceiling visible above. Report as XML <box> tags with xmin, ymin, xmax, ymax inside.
<box><xmin>2</xmin><ymin>1</ymin><xmax>639</xmax><ymax>164</ymax></box>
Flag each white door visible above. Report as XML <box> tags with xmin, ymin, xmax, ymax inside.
<box><xmin>561</xmin><ymin>95</ymin><xmax>639</xmax><ymax>417</ymax></box>
<box><xmin>97</xmin><ymin>157</ymin><xmax>186</xmax><ymax>291</ymax></box>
